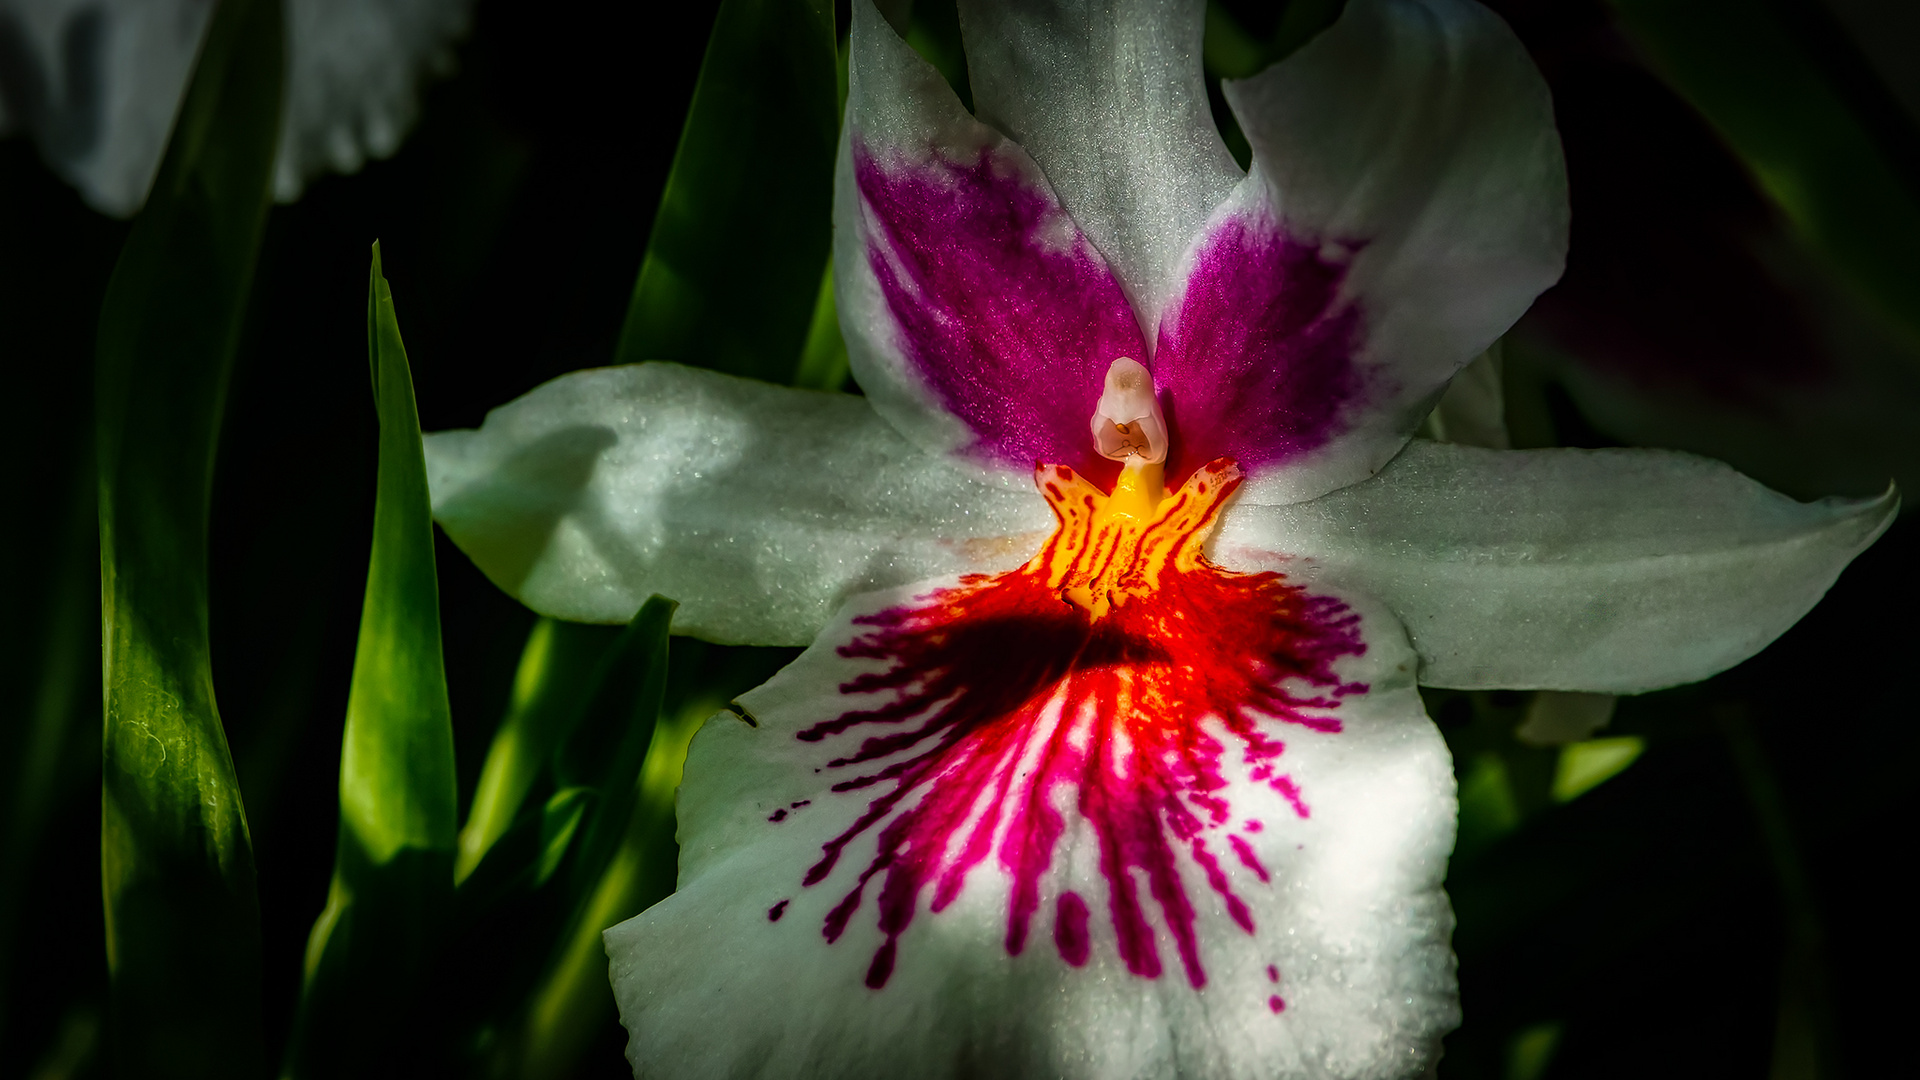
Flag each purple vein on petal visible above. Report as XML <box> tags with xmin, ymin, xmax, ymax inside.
<box><xmin>854</xmin><ymin>141</ymin><xmax>1147</xmax><ymax>487</ymax></box>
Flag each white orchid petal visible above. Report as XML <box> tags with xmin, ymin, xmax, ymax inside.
<box><xmin>836</xmin><ymin>0</ymin><xmax>1151</xmax><ymax>490</ymax></box>
<box><xmin>1214</xmin><ymin>440</ymin><xmax>1897</xmax><ymax>692</ymax></box>
<box><xmin>0</xmin><ymin>0</ymin><xmax>466</xmax><ymax>216</ymax></box>
<box><xmin>423</xmin><ymin>363</ymin><xmax>1051</xmax><ymax>645</ymax></box>
<box><xmin>956</xmin><ymin>0</ymin><xmax>1243</xmax><ymax>325</ymax></box>
<box><xmin>1186</xmin><ymin>0</ymin><xmax>1565</xmax><ymax>503</ymax></box>
<box><xmin>608</xmin><ymin>576</ymin><xmax>1457</xmax><ymax>1079</ymax></box>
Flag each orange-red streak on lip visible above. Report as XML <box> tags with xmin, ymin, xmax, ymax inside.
<box><xmin>793</xmin><ymin>457</ymin><xmax>1369</xmax><ymax>994</ymax></box>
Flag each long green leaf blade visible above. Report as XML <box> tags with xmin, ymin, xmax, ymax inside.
<box><xmin>612</xmin><ymin>0</ymin><xmax>839</xmax><ymax>382</ymax></box>
<box><xmin>92</xmin><ymin>0</ymin><xmax>283</xmax><ymax>1075</ymax></box>
<box><xmin>456</xmin><ymin>618</ymin><xmax>621</xmax><ymax>883</ymax></box>
<box><xmin>500</xmin><ymin>640</ymin><xmax>794</xmax><ymax>1078</ymax></box>
<box><xmin>551</xmin><ymin>596</ymin><xmax>677</xmax><ymax>903</ymax></box>
<box><xmin>284</xmin><ymin>244</ymin><xmax>458</xmax><ymax>1078</ymax></box>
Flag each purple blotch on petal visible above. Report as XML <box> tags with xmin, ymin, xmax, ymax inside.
<box><xmin>1156</xmin><ymin>214</ymin><xmax>1364</xmax><ymax>485</ymax></box>
<box><xmin>1054</xmin><ymin>891</ymin><xmax>1092</xmax><ymax>967</ymax></box>
<box><xmin>855</xmin><ymin>142</ymin><xmax>1147</xmax><ymax>486</ymax></box>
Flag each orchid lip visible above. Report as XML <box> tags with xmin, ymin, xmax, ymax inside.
<box><xmin>793</xmin><ymin>453</ymin><xmax>1365</xmax><ymax>996</ymax></box>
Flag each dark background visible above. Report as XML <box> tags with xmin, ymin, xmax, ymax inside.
<box><xmin>2</xmin><ymin>0</ymin><xmax>1913</xmax><ymax>1076</ymax></box>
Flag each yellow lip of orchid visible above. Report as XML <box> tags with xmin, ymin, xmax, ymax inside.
<box><xmin>1036</xmin><ymin>454</ymin><xmax>1238</xmax><ymax>617</ymax></box>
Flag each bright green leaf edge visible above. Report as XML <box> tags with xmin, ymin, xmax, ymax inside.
<box><xmin>283</xmin><ymin>243</ymin><xmax>459</xmax><ymax>1079</ymax></box>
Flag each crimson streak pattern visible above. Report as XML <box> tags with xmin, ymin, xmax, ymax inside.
<box><xmin>792</xmin><ymin>463</ymin><xmax>1370</xmax><ymax>991</ymax></box>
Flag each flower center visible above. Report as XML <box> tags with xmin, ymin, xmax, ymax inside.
<box><xmin>1040</xmin><ymin>357</ymin><xmax>1199</xmax><ymax>615</ymax></box>
<box><xmin>1034</xmin><ymin>457</ymin><xmax>1238</xmax><ymax>617</ymax></box>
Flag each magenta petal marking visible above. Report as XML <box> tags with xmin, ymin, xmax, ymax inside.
<box><xmin>1054</xmin><ymin>892</ymin><xmax>1092</xmax><ymax>967</ymax></box>
<box><xmin>855</xmin><ymin>143</ymin><xmax>1147</xmax><ymax>485</ymax></box>
<box><xmin>794</xmin><ymin>545</ymin><xmax>1365</xmax><ymax>991</ymax></box>
<box><xmin>1229</xmin><ymin>834</ymin><xmax>1271</xmax><ymax>883</ymax></box>
<box><xmin>1156</xmin><ymin>215</ymin><xmax>1365</xmax><ymax>484</ymax></box>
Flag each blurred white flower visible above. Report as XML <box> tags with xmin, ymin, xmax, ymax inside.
<box><xmin>0</xmin><ymin>0</ymin><xmax>470</xmax><ymax>216</ymax></box>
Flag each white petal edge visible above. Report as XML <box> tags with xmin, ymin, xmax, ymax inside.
<box><xmin>423</xmin><ymin>363</ymin><xmax>1052</xmax><ymax>645</ymax></box>
<box><xmin>0</xmin><ymin>0</ymin><xmax>466</xmax><ymax>216</ymax></box>
<box><xmin>1214</xmin><ymin>439</ymin><xmax>1898</xmax><ymax>692</ymax></box>
<box><xmin>1218</xmin><ymin>0</ymin><xmax>1568</xmax><ymax>505</ymax></box>
<box><xmin>956</xmin><ymin>0</ymin><xmax>1244</xmax><ymax>327</ymax></box>
<box><xmin>608</xmin><ymin>576</ymin><xmax>1458</xmax><ymax>1080</ymax></box>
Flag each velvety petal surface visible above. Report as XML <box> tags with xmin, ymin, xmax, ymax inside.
<box><xmin>957</xmin><ymin>0</ymin><xmax>1243</xmax><ymax>326</ymax></box>
<box><xmin>1213</xmin><ymin>440</ymin><xmax>1898</xmax><ymax>692</ymax></box>
<box><xmin>0</xmin><ymin>0</ymin><xmax>466</xmax><ymax>215</ymax></box>
<box><xmin>422</xmin><ymin>363</ymin><xmax>1051</xmax><ymax>645</ymax></box>
<box><xmin>835</xmin><ymin>0</ymin><xmax>1148</xmax><ymax>490</ymax></box>
<box><xmin>1174</xmin><ymin>0</ymin><xmax>1566</xmax><ymax>503</ymax></box>
<box><xmin>607</xmin><ymin>574</ymin><xmax>1457</xmax><ymax>1079</ymax></box>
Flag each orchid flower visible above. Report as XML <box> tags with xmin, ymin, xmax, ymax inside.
<box><xmin>0</xmin><ymin>0</ymin><xmax>469</xmax><ymax>215</ymax></box>
<box><xmin>422</xmin><ymin>0</ymin><xmax>1893</xmax><ymax>1075</ymax></box>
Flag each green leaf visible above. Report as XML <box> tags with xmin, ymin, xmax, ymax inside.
<box><xmin>551</xmin><ymin>596</ymin><xmax>677</xmax><ymax>901</ymax></box>
<box><xmin>441</xmin><ymin>599</ymin><xmax>672</xmax><ymax>1039</ymax></box>
<box><xmin>1551</xmin><ymin>737</ymin><xmax>1646</xmax><ymax>804</ymax></box>
<box><xmin>533</xmin><ymin>788</ymin><xmax>595</xmax><ymax>888</ymax></box>
<box><xmin>612</xmin><ymin>0</ymin><xmax>839</xmax><ymax>383</ymax></box>
<box><xmin>505</xmin><ymin>688</ymin><xmax>707</xmax><ymax>1080</ymax></box>
<box><xmin>92</xmin><ymin>0</ymin><xmax>283</xmax><ymax>1075</ymax></box>
<box><xmin>493</xmin><ymin>639</ymin><xmax>795</xmax><ymax>1078</ymax></box>
<box><xmin>450</xmin><ymin>599</ymin><xmax>674</xmax><ymax>916</ymax></box>
<box><xmin>456</xmin><ymin>618</ymin><xmax>622</xmax><ymax>883</ymax></box>
<box><xmin>793</xmin><ymin>260</ymin><xmax>852</xmax><ymax>391</ymax></box>
<box><xmin>1609</xmin><ymin>0</ymin><xmax>1920</xmax><ymax>346</ymax></box>
<box><xmin>284</xmin><ymin>244</ymin><xmax>458</xmax><ymax>1078</ymax></box>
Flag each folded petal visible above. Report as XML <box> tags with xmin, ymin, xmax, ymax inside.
<box><xmin>1169</xmin><ymin>0</ymin><xmax>1565</xmax><ymax>503</ymax></box>
<box><xmin>1213</xmin><ymin>440</ymin><xmax>1898</xmax><ymax>692</ymax></box>
<box><xmin>836</xmin><ymin>0</ymin><xmax>1147</xmax><ymax>491</ymax></box>
<box><xmin>423</xmin><ymin>363</ymin><xmax>1051</xmax><ymax>645</ymax></box>
<box><xmin>957</xmin><ymin>0</ymin><xmax>1244</xmax><ymax>325</ymax></box>
<box><xmin>0</xmin><ymin>0</ymin><xmax>465</xmax><ymax>215</ymax></box>
<box><xmin>608</xmin><ymin>570</ymin><xmax>1459</xmax><ymax>1078</ymax></box>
